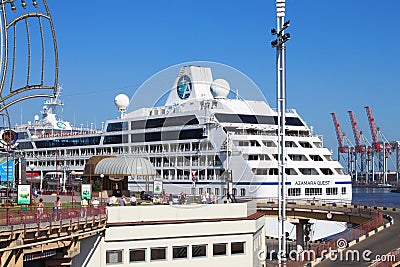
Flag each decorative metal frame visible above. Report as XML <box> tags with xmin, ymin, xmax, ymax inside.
<box><xmin>0</xmin><ymin>0</ymin><xmax>58</xmax><ymax>112</ymax></box>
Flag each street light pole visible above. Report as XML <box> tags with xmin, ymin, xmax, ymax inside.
<box><xmin>39</xmin><ymin>170</ymin><xmax>43</xmax><ymax>195</ymax></box>
<box><xmin>29</xmin><ymin>164</ymin><xmax>35</xmax><ymax>207</ymax></box>
<box><xmin>271</xmin><ymin>0</ymin><xmax>290</xmax><ymax>265</ymax></box>
<box><xmin>100</xmin><ymin>174</ymin><xmax>104</xmax><ymax>205</ymax></box>
<box><xmin>55</xmin><ymin>149</ymin><xmax>59</xmax><ymax>195</ymax></box>
<box><xmin>71</xmin><ymin>170</ymin><xmax>76</xmax><ymax>208</ymax></box>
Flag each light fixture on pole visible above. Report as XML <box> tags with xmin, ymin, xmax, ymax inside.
<box><xmin>100</xmin><ymin>174</ymin><xmax>104</xmax><ymax>205</ymax></box>
<box><xmin>62</xmin><ymin>166</ymin><xmax>69</xmax><ymax>194</ymax></box>
<box><xmin>271</xmin><ymin>0</ymin><xmax>290</xmax><ymax>265</ymax></box>
<box><xmin>71</xmin><ymin>170</ymin><xmax>76</xmax><ymax>208</ymax></box>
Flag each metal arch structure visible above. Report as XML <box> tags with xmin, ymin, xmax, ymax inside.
<box><xmin>0</xmin><ymin>0</ymin><xmax>58</xmax><ymax>112</ymax></box>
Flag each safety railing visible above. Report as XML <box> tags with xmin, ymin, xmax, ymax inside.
<box><xmin>284</xmin><ymin>209</ymin><xmax>383</xmax><ymax>267</ymax></box>
<box><xmin>0</xmin><ymin>206</ymin><xmax>107</xmax><ymax>230</ymax></box>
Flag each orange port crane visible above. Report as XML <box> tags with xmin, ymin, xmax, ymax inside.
<box><xmin>348</xmin><ymin>110</ymin><xmax>364</xmax><ymax>153</ymax></box>
<box><xmin>331</xmin><ymin>112</ymin><xmax>355</xmax><ymax>175</ymax></box>
<box><xmin>365</xmin><ymin>106</ymin><xmax>381</xmax><ymax>151</ymax></box>
<box><xmin>348</xmin><ymin>110</ymin><xmax>369</xmax><ymax>181</ymax></box>
<box><xmin>331</xmin><ymin>112</ymin><xmax>346</xmax><ymax>154</ymax></box>
<box><xmin>364</xmin><ymin>106</ymin><xmax>396</xmax><ymax>184</ymax></box>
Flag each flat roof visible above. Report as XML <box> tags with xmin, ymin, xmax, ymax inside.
<box><xmin>106</xmin><ymin>201</ymin><xmax>258</xmax><ymax>224</ymax></box>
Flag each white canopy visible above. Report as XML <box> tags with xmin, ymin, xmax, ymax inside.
<box><xmin>94</xmin><ymin>157</ymin><xmax>156</xmax><ymax>176</ymax></box>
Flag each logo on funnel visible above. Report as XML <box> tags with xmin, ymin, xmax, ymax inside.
<box><xmin>176</xmin><ymin>75</ymin><xmax>192</xmax><ymax>99</ymax></box>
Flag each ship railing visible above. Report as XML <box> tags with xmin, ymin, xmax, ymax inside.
<box><xmin>32</xmin><ymin>130</ymin><xmax>101</xmax><ymax>139</ymax></box>
<box><xmin>258</xmin><ymin>197</ymin><xmax>352</xmax><ymax>205</ymax></box>
<box><xmin>271</xmin><ymin>108</ymin><xmax>297</xmax><ymax>114</ymax></box>
<box><xmin>258</xmin><ymin>197</ymin><xmax>400</xmax><ymax>209</ymax></box>
<box><xmin>227</xmin><ymin>130</ymin><xmax>314</xmax><ymax>138</ymax></box>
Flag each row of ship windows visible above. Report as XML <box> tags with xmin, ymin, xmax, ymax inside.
<box><xmin>106</xmin><ymin>242</ymin><xmax>245</xmax><ymax>264</ymax></box>
<box><xmin>252</xmin><ymin>168</ymin><xmax>343</xmax><ymax>176</ymax></box>
<box><xmin>246</xmin><ymin>154</ymin><xmax>332</xmax><ymax>162</ymax></box>
<box><xmin>19</xmin><ymin>128</ymin><xmax>205</xmax><ymax>149</ymax></box>
<box><xmin>105</xmin><ymin>113</ymin><xmax>304</xmax><ymax>133</ymax></box>
<box><xmin>23</xmin><ymin>141</ymin><xmax>215</xmax><ymax>159</ymax></box>
<box><xmin>139</xmin><ymin>187</ymin><xmax>245</xmax><ymax>197</ymax></box>
<box><xmin>235</xmin><ymin>140</ymin><xmax>321</xmax><ymax>149</ymax></box>
<box><xmin>225</xmin><ymin>128</ymin><xmax>310</xmax><ymax>138</ymax></box>
<box><xmin>149</xmin><ymin>155</ymin><xmax>222</xmax><ymax>167</ymax></box>
<box><xmin>288</xmin><ymin>187</ymin><xmax>346</xmax><ymax>196</ymax></box>
<box><xmin>106</xmin><ymin>115</ymin><xmax>199</xmax><ymax>132</ymax></box>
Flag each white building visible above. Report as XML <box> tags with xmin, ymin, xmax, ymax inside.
<box><xmin>74</xmin><ymin>201</ymin><xmax>265</xmax><ymax>267</ymax></box>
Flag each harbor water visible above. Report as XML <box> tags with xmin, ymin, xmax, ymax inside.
<box><xmin>352</xmin><ymin>187</ymin><xmax>400</xmax><ymax>208</ymax></box>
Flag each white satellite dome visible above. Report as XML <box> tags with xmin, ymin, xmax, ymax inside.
<box><xmin>210</xmin><ymin>79</ymin><xmax>230</xmax><ymax>98</ymax></box>
<box><xmin>34</xmin><ymin>115</ymin><xmax>39</xmax><ymax>121</ymax></box>
<box><xmin>114</xmin><ymin>94</ymin><xmax>130</xmax><ymax>111</ymax></box>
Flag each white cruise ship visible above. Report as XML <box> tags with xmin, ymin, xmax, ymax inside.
<box><xmin>14</xmin><ymin>65</ymin><xmax>352</xmax><ymax>203</ymax></box>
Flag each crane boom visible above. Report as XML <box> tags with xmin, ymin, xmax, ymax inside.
<box><xmin>331</xmin><ymin>112</ymin><xmax>347</xmax><ymax>153</ymax></box>
<box><xmin>365</xmin><ymin>106</ymin><xmax>381</xmax><ymax>151</ymax></box>
<box><xmin>348</xmin><ymin>110</ymin><xmax>364</xmax><ymax>153</ymax></box>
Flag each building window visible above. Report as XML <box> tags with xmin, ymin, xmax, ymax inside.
<box><xmin>231</xmin><ymin>242</ymin><xmax>245</xmax><ymax>254</ymax></box>
<box><xmin>240</xmin><ymin>188</ymin><xmax>246</xmax><ymax>197</ymax></box>
<box><xmin>173</xmin><ymin>246</ymin><xmax>188</xmax><ymax>259</ymax></box>
<box><xmin>305</xmin><ymin>188</ymin><xmax>322</xmax><ymax>196</ymax></box>
<box><xmin>250</xmin><ymin>140</ymin><xmax>260</xmax><ymax>147</ymax></box>
<box><xmin>192</xmin><ymin>244</ymin><xmax>207</xmax><ymax>258</ymax></box>
<box><xmin>232</xmin><ymin>188</ymin><xmax>237</xmax><ymax>196</ymax></box>
<box><xmin>215</xmin><ymin>188</ymin><xmax>220</xmax><ymax>196</ymax></box>
<box><xmin>198</xmin><ymin>188</ymin><xmax>203</xmax><ymax>195</ymax></box>
<box><xmin>285</xmin><ymin>141</ymin><xmax>297</xmax><ymax>147</ymax></box>
<box><xmin>288</xmin><ymin>188</ymin><xmax>301</xmax><ymax>196</ymax></box>
<box><xmin>107</xmin><ymin>122</ymin><xmax>128</xmax><ymax>132</ymax></box>
<box><xmin>310</xmin><ymin>155</ymin><xmax>323</xmax><ymax>161</ymax></box>
<box><xmin>106</xmin><ymin>250</ymin><xmax>123</xmax><ymax>265</ymax></box>
<box><xmin>129</xmin><ymin>249</ymin><xmax>146</xmax><ymax>263</ymax></box>
<box><xmin>342</xmin><ymin>187</ymin><xmax>347</xmax><ymax>195</ymax></box>
<box><xmin>254</xmin><ymin>168</ymin><xmax>267</xmax><ymax>175</ymax></box>
<box><xmin>299</xmin><ymin>141</ymin><xmax>312</xmax><ymax>148</ymax></box>
<box><xmin>151</xmin><ymin>247</ymin><xmax>166</xmax><ymax>261</ymax></box>
<box><xmin>248</xmin><ymin>154</ymin><xmax>259</xmax><ymax>160</ymax></box>
<box><xmin>289</xmin><ymin>154</ymin><xmax>308</xmax><ymax>161</ymax></box>
<box><xmin>213</xmin><ymin>243</ymin><xmax>227</xmax><ymax>256</ymax></box>
<box><xmin>335</xmin><ymin>168</ymin><xmax>344</xmax><ymax>174</ymax></box>
<box><xmin>299</xmin><ymin>168</ymin><xmax>318</xmax><ymax>175</ymax></box>
<box><xmin>321</xmin><ymin>168</ymin><xmax>334</xmax><ymax>175</ymax></box>
<box><xmin>238</xmin><ymin>141</ymin><xmax>250</xmax><ymax>147</ymax></box>
<box><xmin>326</xmin><ymin>187</ymin><xmax>338</xmax><ymax>195</ymax></box>
<box><xmin>285</xmin><ymin>168</ymin><xmax>298</xmax><ymax>175</ymax></box>
<box><xmin>263</xmin><ymin>141</ymin><xmax>276</xmax><ymax>147</ymax></box>
<box><xmin>269</xmin><ymin>168</ymin><xmax>278</xmax><ymax>175</ymax></box>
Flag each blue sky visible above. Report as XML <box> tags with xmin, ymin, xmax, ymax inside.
<box><xmin>8</xmin><ymin>0</ymin><xmax>400</xmax><ymax>158</ymax></box>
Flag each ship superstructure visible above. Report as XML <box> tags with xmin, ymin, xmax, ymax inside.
<box><xmin>15</xmin><ymin>66</ymin><xmax>352</xmax><ymax>202</ymax></box>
